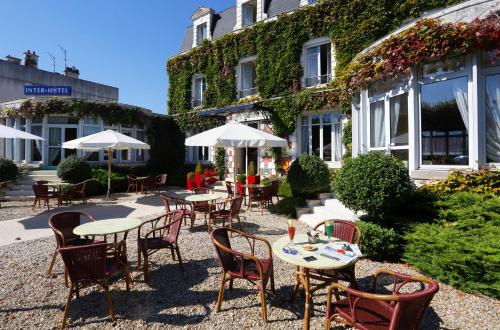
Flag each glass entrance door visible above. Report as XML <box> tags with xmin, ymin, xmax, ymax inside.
<box><xmin>48</xmin><ymin>126</ymin><xmax>78</xmax><ymax>167</ymax></box>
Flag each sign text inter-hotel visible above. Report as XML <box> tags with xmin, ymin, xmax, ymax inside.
<box><xmin>24</xmin><ymin>85</ymin><xmax>72</xmax><ymax>96</ymax></box>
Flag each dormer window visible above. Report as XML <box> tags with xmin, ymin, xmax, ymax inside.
<box><xmin>243</xmin><ymin>0</ymin><xmax>257</xmax><ymax>27</ymax></box>
<box><xmin>196</xmin><ymin>23</ymin><xmax>208</xmax><ymax>45</ymax></box>
<box><xmin>302</xmin><ymin>38</ymin><xmax>333</xmax><ymax>87</ymax></box>
<box><xmin>192</xmin><ymin>75</ymin><xmax>206</xmax><ymax>107</ymax></box>
<box><xmin>238</xmin><ymin>57</ymin><xmax>257</xmax><ymax>98</ymax></box>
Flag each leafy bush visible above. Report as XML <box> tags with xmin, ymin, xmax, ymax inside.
<box><xmin>275</xmin><ymin>196</ymin><xmax>305</xmax><ymax>218</ymax></box>
<box><xmin>334</xmin><ymin>152</ymin><xmax>414</xmax><ymax>218</ymax></box>
<box><xmin>57</xmin><ymin>155</ymin><xmax>92</xmax><ymax>184</ymax></box>
<box><xmin>87</xmin><ymin>168</ymin><xmax>128</xmax><ymax>195</ymax></box>
<box><xmin>421</xmin><ymin>169</ymin><xmax>500</xmax><ymax>196</ymax></box>
<box><xmin>187</xmin><ymin>172</ymin><xmax>195</xmax><ymax>179</ymax></box>
<box><xmin>194</xmin><ymin>161</ymin><xmax>203</xmax><ymax>174</ymax></box>
<box><xmin>0</xmin><ymin>158</ymin><xmax>19</xmax><ymax>182</ymax></box>
<box><xmin>278</xmin><ymin>180</ymin><xmax>292</xmax><ymax>198</ymax></box>
<box><xmin>357</xmin><ymin>221</ymin><xmax>401</xmax><ymax>261</ymax></box>
<box><xmin>404</xmin><ymin>192</ymin><xmax>500</xmax><ymax>298</ymax></box>
<box><xmin>215</xmin><ymin>148</ymin><xmax>226</xmax><ymax>180</ymax></box>
<box><xmin>287</xmin><ymin>154</ymin><xmax>330</xmax><ymax>195</ymax></box>
<box><xmin>248</xmin><ymin>161</ymin><xmax>256</xmax><ymax>176</ymax></box>
<box><xmin>236</xmin><ymin>174</ymin><xmax>246</xmax><ymax>182</ymax></box>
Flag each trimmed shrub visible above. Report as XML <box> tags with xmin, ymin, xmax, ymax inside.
<box><xmin>404</xmin><ymin>193</ymin><xmax>500</xmax><ymax>298</ymax></box>
<box><xmin>215</xmin><ymin>148</ymin><xmax>226</xmax><ymax>180</ymax></box>
<box><xmin>0</xmin><ymin>158</ymin><xmax>19</xmax><ymax>182</ymax></box>
<box><xmin>194</xmin><ymin>161</ymin><xmax>203</xmax><ymax>174</ymax></box>
<box><xmin>237</xmin><ymin>174</ymin><xmax>246</xmax><ymax>182</ymax></box>
<box><xmin>334</xmin><ymin>152</ymin><xmax>414</xmax><ymax>218</ymax></box>
<box><xmin>288</xmin><ymin>154</ymin><xmax>330</xmax><ymax>195</ymax></box>
<box><xmin>57</xmin><ymin>155</ymin><xmax>92</xmax><ymax>184</ymax></box>
<box><xmin>357</xmin><ymin>221</ymin><xmax>401</xmax><ymax>261</ymax></box>
<box><xmin>278</xmin><ymin>180</ymin><xmax>292</xmax><ymax>198</ymax></box>
<box><xmin>88</xmin><ymin>168</ymin><xmax>127</xmax><ymax>194</ymax></box>
<box><xmin>248</xmin><ymin>161</ymin><xmax>256</xmax><ymax>176</ymax></box>
<box><xmin>275</xmin><ymin>196</ymin><xmax>305</xmax><ymax>218</ymax></box>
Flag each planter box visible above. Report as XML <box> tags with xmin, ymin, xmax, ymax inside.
<box><xmin>247</xmin><ymin>175</ymin><xmax>260</xmax><ymax>184</ymax></box>
<box><xmin>236</xmin><ymin>180</ymin><xmax>246</xmax><ymax>195</ymax></box>
<box><xmin>195</xmin><ymin>173</ymin><xmax>206</xmax><ymax>188</ymax></box>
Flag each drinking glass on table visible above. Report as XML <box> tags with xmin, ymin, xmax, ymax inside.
<box><xmin>287</xmin><ymin>221</ymin><xmax>296</xmax><ymax>243</ymax></box>
<box><xmin>325</xmin><ymin>220</ymin><xmax>334</xmax><ymax>241</ymax></box>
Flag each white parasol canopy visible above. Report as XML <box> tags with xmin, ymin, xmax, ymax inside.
<box><xmin>62</xmin><ymin>130</ymin><xmax>150</xmax><ymax>198</ymax></box>
<box><xmin>0</xmin><ymin>124</ymin><xmax>44</xmax><ymax>140</ymax></box>
<box><xmin>185</xmin><ymin>123</ymin><xmax>287</xmax><ymax>182</ymax></box>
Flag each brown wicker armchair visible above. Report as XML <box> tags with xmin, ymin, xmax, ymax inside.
<box><xmin>32</xmin><ymin>184</ymin><xmax>60</xmax><ymax>210</ymax></box>
<box><xmin>137</xmin><ymin>210</ymin><xmax>185</xmax><ymax>282</ymax></box>
<box><xmin>225</xmin><ymin>181</ymin><xmax>234</xmax><ymax>198</ymax></box>
<box><xmin>270</xmin><ymin>180</ymin><xmax>280</xmax><ymax>203</ymax></box>
<box><xmin>126</xmin><ymin>174</ymin><xmax>137</xmax><ymax>193</ymax></box>
<box><xmin>208</xmin><ymin>196</ymin><xmax>243</xmax><ymax>232</ymax></box>
<box><xmin>192</xmin><ymin>187</ymin><xmax>212</xmax><ymax>219</ymax></box>
<box><xmin>210</xmin><ymin>227</ymin><xmax>275</xmax><ymax>322</ymax></box>
<box><xmin>47</xmin><ymin>212</ymin><xmax>97</xmax><ymax>283</ymax></box>
<box><xmin>325</xmin><ymin>269</ymin><xmax>440</xmax><ymax>330</ymax></box>
<box><xmin>156</xmin><ymin>174</ymin><xmax>168</xmax><ymax>192</ymax></box>
<box><xmin>64</xmin><ymin>180</ymin><xmax>89</xmax><ymax>204</ymax></box>
<box><xmin>307</xmin><ymin>220</ymin><xmax>361</xmax><ymax>289</ymax></box>
<box><xmin>58</xmin><ymin>242</ymin><xmax>131</xmax><ymax>329</ymax></box>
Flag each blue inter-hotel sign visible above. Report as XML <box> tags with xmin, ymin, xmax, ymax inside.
<box><xmin>24</xmin><ymin>85</ymin><xmax>72</xmax><ymax>96</ymax></box>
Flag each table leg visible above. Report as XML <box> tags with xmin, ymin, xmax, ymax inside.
<box><xmin>300</xmin><ymin>268</ymin><xmax>311</xmax><ymax>330</ymax></box>
<box><xmin>290</xmin><ymin>266</ymin><xmax>301</xmax><ymax>303</ymax></box>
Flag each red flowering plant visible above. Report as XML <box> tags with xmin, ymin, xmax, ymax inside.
<box><xmin>346</xmin><ymin>13</ymin><xmax>500</xmax><ymax>93</ymax></box>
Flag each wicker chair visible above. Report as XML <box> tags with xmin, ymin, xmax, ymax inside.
<box><xmin>309</xmin><ymin>220</ymin><xmax>361</xmax><ymax>289</ymax></box>
<box><xmin>137</xmin><ymin>210</ymin><xmax>185</xmax><ymax>282</ymax></box>
<box><xmin>126</xmin><ymin>175</ymin><xmax>138</xmax><ymax>193</ymax></box>
<box><xmin>210</xmin><ymin>227</ymin><xmax>275</xmax><ymax>322</ymax></box>
<box><xmin>47</xmin><ymin>212</ymin><xmax>97</xmax><ymax>283</ymax></box>
<box><xmin>209</xmin><ymin>196</ymin><xmax>243</xmax><ymax>232</ymax></box>
<box><xmin>192</xmin><ymin>187</ymin><xmax>212</xmax><ymax>220</ymax></box>
<box><xmin>156</xmin><ymin>174</ymin><xmax>168</xmax><ymax>192</ymax></box>
<box><xmin>270</xmin><ymin>180</ymin><xmax>280</xmax><ymax>203</ymax></box>
<box><xmin>325</xmin><ymin>269</ymin><xmax>440</xmax><ymax>330</ymax></box>
<box><xmin>225</xmin><ymin>181</ymin><xmax>234</xmax><ymax>198</ymax></box>
<box><xmin>32</xmin><ymin>184</ymin><xmax>60</xmax><ymax>210</ymax></box>
<box><xmin>248</xmin><ymin>186</ymin><xmax>272</xmax><ymax>214</ymax></box>
<box><xmin>58</xmin><ymin>242</ymin><xmax>131</xmax><ymax>329</ymax></box>
<box><xmin>142</xmin><ymin>176</ymin><xmax>157</xmax><ymax>195</ymax></box>
<box><xmin>64</xmin><ymin>180</ymin><xmax>89</xmax><ymax>204</ymax></box>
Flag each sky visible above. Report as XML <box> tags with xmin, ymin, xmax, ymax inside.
<box><xmin>0</xmin><ymin>0</ymin><xmax>234</xmax><ymax>114</ymax></box>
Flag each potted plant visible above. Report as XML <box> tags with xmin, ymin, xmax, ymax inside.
<box><xmin>194</xmin><ymin>161</ymin><xmax>205</xmax><ymax>188</ymax></box>
<box><xmin>247</xmin><ymin>161</ymin><xmax>260</xmax><ymax>184</ymax></box>
<box><xmin>186</xmin><ymin>172</ymin><xmax>196</xmax><ymax>191</ymax></box>
<box><xmin>236</xmin><ymin>174</ymin><xmax>246</xmax><ymax>195</ymax></box>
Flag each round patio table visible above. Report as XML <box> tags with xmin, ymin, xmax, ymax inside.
<box><xmin>74</xmin><ymin>218</ymin><xmax>142</xmax><ymax>236</ymax></box>
<box><xmin>184</xmin><ymin>192</ymin><xmax>224</xmax><ymax>203</ymax></box>
<box><xmin>272</xmin><ymin>233</ymin><xmax>358</xmax><ymax>330</ymax></box>
<box><xmin>135</xmin><ymin>176</ymin><xmax>149</xmax><ymax>194</ymax></box>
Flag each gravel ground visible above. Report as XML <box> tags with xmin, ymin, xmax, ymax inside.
<box><xmin>0</xmin><ymin>209</ymin><xmax>498</xmax><ymax>329</ymax></box>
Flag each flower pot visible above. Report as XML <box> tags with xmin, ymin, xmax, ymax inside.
<box><xmin>236</xmin><ymin>180</ymin><xmax>246</xmax><ymax>195</ymax></box>
<box><xmin>195</xmin><ymin>173</ymin><xmax>206</xmax><ymax>188</ymax></box>
<box><xmin>247</xmin><ymin>175</ymin><xmax>260</xmax><ymax>184</ymax></box>
<box><xmin>186</xmin><ymin>178</ymin><xmax>195</xmax><ymax>191</ymax></box>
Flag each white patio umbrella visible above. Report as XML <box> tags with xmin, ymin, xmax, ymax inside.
<box><xmin>185</xmin><ymin>123</ymin><xmax>287</xmax><ymax>182</ymax></box>
<box><xmin>0</xmin><ymin>124</ymin><xmax>44</xmax><ymax>140</ymax></box>
<box><xmin>62</xmin><ymin>129</ymin><xmax>150</xmax><ymax>198</ymax></box>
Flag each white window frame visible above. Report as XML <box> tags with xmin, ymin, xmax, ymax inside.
<box><xmin>196</xmin><ymin>22</ymin><xmax>208</xmax><ymax>46</ymax></box>
<box><xmin>192</xmin><ymin>74</ymin><xmax>206</xmax><ymax>107</ymax></box>
<box><xmin>242</xmin><ymin>0</ymin><xmax>257</xmax><ymax>27</ymax></box>
<box><xmin>82</xmin><ymin>116</ymin><xmax>101</xmax><ymax>163</ymax></box>
<box><xmin>119</xmin><ymin>126</ymin><xmax>133</xmax><ymax>162</ymax></box>
<box><xmin>418</xmin><ymin>54</ymin><xmax>473</xmax><ymax>170</ymax></box>
<box><xmin>301</xmin><ymin>37</ymin><xmax>334</xmax><ymax>88</ymax></box>
<box><xmin>299</xmin><ymin>112</ymin><xmax>343</xmax><ymax>164</ymax></box>
<box><xmin>135</xmin><ymin>129</ymin><xmax>146</xmax><ymax>162</ymax></box>
<box><xmin>237</xmin><ymin>56</ymin><xmax>257</xmax><ymax>99</ymax></box>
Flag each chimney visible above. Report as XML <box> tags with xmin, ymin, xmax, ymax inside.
<box><xmin>64</xmin><ymin>66</ymin><xmax>80</xmax><ymax>79</ymax></box>
<box><xmin>23</xmin><ymin>50</ymin><xmax>39</xmax><ymax>68</ymax></box>
<box><xmin>4</xmin><ymin>55</ymin><xmax>21</xmax><ymax>65</ymax></box>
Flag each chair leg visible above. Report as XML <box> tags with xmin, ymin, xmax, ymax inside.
<box><xmin>170</xmin><ymin>246</ymin><xmax>176</xmax><ymax>261</ymax></box>
<box><xmin>215</xmin><ymin>273</ymin><xmax>227</xmax><ymax>312</ymax></box>
<box><xmin>47</xmin><ymin>250</ymin><xmax>58</xmax><ymax>277</ymax></box>
<box><xmin>270</xmin><ymin>269</ymin><xmax>276</xmax><ymax>293</ymax></box>
<box><xmin>137</xmin><ymin>247</ymin><xmax>142</xmax><ymax>266</ymax></box>
<box><xmin>175</xmin><ymin>245</ymin><xmax>184</xmax><ymax>271</ymax></box>
<box><xmin>229</xmin><ymin>278</ymin><xmax>234</xmax><ymax>290</ymax></box>
<box><xmin>290</xmin><ymin>267</ymin><xmax>300</xmax><ymax>303</ymax></box>
<box><xmin>61</xmin><ymin>284</ymin><xmax>74</xmax><ymax>330</ymax></box>
<box><xmin>259</xmin><ymin>289</ymin><xmax>268</xmax><ymax>322</ymax></box>
<box><xmin>64</xmin><ymin>268</ymin><xmax>69</xmax><ymax>288</ymax></box>
<box><xmin>103</xmin><ymin>280</ymin><xmax>116</xmax><ymax>321</ymax></box>
<box><xmin>32</xmin><ymin>198</ymin><xmax>38</xmax><ymax>210</ymax></box>
<box><xmin>143</xmin><ymin>254</ymin><xmax>149</xmax><ymax>283</ymax></box>
<box><xmin>123</xmin><ymin>263</ymin><xmax>132</xmax><ymax>291</ymax></box>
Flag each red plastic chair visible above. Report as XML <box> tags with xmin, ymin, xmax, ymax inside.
<box><xmin>311</xmin><ymin>220</ymin><xmax>361</xmax><ymax>288</ymax></box>
<box><xmin>137</xmin><ymin>210</ymin><xmax>185</xmax><ymax>282</ymax></box>
<box><xmin>210</xmin><ymin>227</ymin><xmax>275</xmax><ymax>322</ymax></box>
<box><xmin>326</xmin><ymin>268</ymin><xmax>440</xmax><ymax>330</ymax></box>
<box><xmin>47</xmin><ymin>212</ymin><xmax>97</xmax><ymax>283</ymax></box>
<box><xmin>58</xmin><ymin>242</ymin><xmax>130</xmax><ymax>329</ymax></box>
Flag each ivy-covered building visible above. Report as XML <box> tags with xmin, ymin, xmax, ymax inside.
<box><xmin>167</xmin><ymin>0</ymin><xmax>485</xmax><ymax>178</ymax></box>
<box><xmin>349</xmin><ymin>0</ymin><xmax>499</xmax><ymax>179</ymax></box>
<box><xmin>0</xmin><ymin>51</ymin><xmax>155</xmax><ymax>168</ymax></box>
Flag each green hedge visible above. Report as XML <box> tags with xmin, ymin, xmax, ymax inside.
<box><xmin>57</xmin><ymin>155</ymin><xmax>92</xmax><ymax>184</ymax></box>
<box><xmin>288</xmin><ymin>154</ymin><xmax>330</xmax><ymax>195</ymax></box>
<box><xmin>404</xmin><ymin>192</ymin><xmax>500</xmax><ymax>298</ymax></box>
<box><xmin>85</xmin><ymin>168</ymin><xmax>128</xmax><ymax>196</ymax></box>
<box><xmin>357</xmin><ymin>221</ymin><xmax>401</xmax><ymax>261</ymax></box>
<box><xmin>0</xmin><ymin>158</ymin><xmax>19</xmax><ymax>182</ymax></box>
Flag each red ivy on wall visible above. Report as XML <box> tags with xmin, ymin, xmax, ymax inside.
<box><xmin>346</xmin><ymin>12</ymin><xmax>500</xmax><ymax>93</ymax></box>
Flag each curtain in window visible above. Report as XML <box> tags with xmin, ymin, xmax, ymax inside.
<box><xmin>243</xmin><ymin>5</ymin><xmax>254</xmax><ymax>26</ymax></box>
<box><xmin>486</xmin><ymin>74</ymin><xmax>500</xmax><ymax>162</ymax></box>
<box><xmin>334</xmin><ymin>123</ymin><xmax>342</xmax><ymax>161</ymax></box>
<box><xmin>307</xmin><ymin>46</ymin><xmax>319</xmax><ymax>78</ymax></box>
<box><xmin>370</xmin><ymin>101</ymin><xmax>385</xmax><ymax>148</ymax></box>
<box><xmin>242</xmin><ymin>63</ymin><xmax>254</xmax><ymax>90</ymax></box>
<box><xmin>390</xmin><ymin>97</ymin><xmax>400</xmax><ymax>142</ymax></box>
<box><xmin>301</xmin><ymin>123</ymin><xmax>309</xmax><ymax>154</ymax></box>
<box><xmin>453</xmin><ymin>86</ymin><xmax>468</xmax><ymax>131</ymax></box>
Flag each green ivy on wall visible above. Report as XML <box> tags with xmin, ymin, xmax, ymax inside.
<box><xmin>167</xmin><ymin>0</ymin><xmax>462</xmax><ymax>135</ymax></box>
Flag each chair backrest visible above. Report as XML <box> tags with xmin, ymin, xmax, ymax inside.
<box><xmin>36</xmin><ymin>180</ymin><xmax>49</xmax><ymax>185</ymax></box>
<box><xmin>127</xmin><ymin>175</ymin><xmax>137</xmax><ymax>184</ymax></box>
<box><xmin>164</xmin><ymin>210</ymin><xmax>184</xmax><ymax>242</ymax></box>
<box><xmin>194</xmin><ymin>187</ymin><xmax>211</xmax><ymax>194</ymax></box>
<box><xmin>157</xmin><ymin>174</ymin><xmax>167</xmax><ymax>185</ymax></box>
<box><xmin>32</xmin><ymin>184</ymin><xmax>48</xmax><ymax>198</ymax></box>
<box><xmin>49</xmin><ymin>212</ymin><xmax>94</xmax><ymax>247</ymax></box>
<box><xmin>230</xmin><ymin>196</ymin><xmax>244</xmax><ymax>216</ymax></box>
<box><xmin>59</xmin><ymin>243</ymin><xmax>107</xmax><ymax>283</ymax></box>
<box><xmin>314</xmin><ymin>220</ymin><xmax>361</xmax><ymax>244</ymax></box>
<box><xmin>261</xmin><ymin>185</ymin><xmax>273</xmax><ymax>199</ymax></box>
<box><xmin>210</xmin><ymin>227</ymin><xmax>238</xmax><ymax>273</ymax></box>
<box><xmin>160</xmin><ymin>195</ymin><xmax>172</xmax><ymax>212</ymax></box>
<box><xmin>271</xmin><ymin>180</ymin><xmax>279</xmax><ymax>195</ymax></box>
<box><xmin>225</xmin><ymin>181</ymin><xmax>234</xmax><ymax>197</ymax></box>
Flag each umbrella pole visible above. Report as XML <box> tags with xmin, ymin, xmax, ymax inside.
<box><xmin>233</xmin><ymin>147</ymin><xmax>236</xmax><ymax>184</ymax></box>
<box><xmin>245</xmin><ymin>146</ymin><xmax>248</xmax><ymax>177</ymax></box>
<box><xmin>107</xmin><ymin>147</ymin><xmax>111</xmax><ymax>199</ymax></box>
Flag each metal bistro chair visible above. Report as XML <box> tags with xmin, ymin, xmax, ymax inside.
<box><xmin>58</xmin><ymin>242</ymin><xmax>131</xmax><ymax>329</ymax></box>
<box><xmin>210</xmin><ymin>227</ymin><xmax>275</xmax><ymax>322</ymax></box>
<box><xmin>325</xmin><ymin>269</ymin><xmax>440</xmax><ymax>330</ymax></box>
<box><xmin>137</xmin><ymin>210</ymin><xmax>185</xmax><ymax>282</ymax></box>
